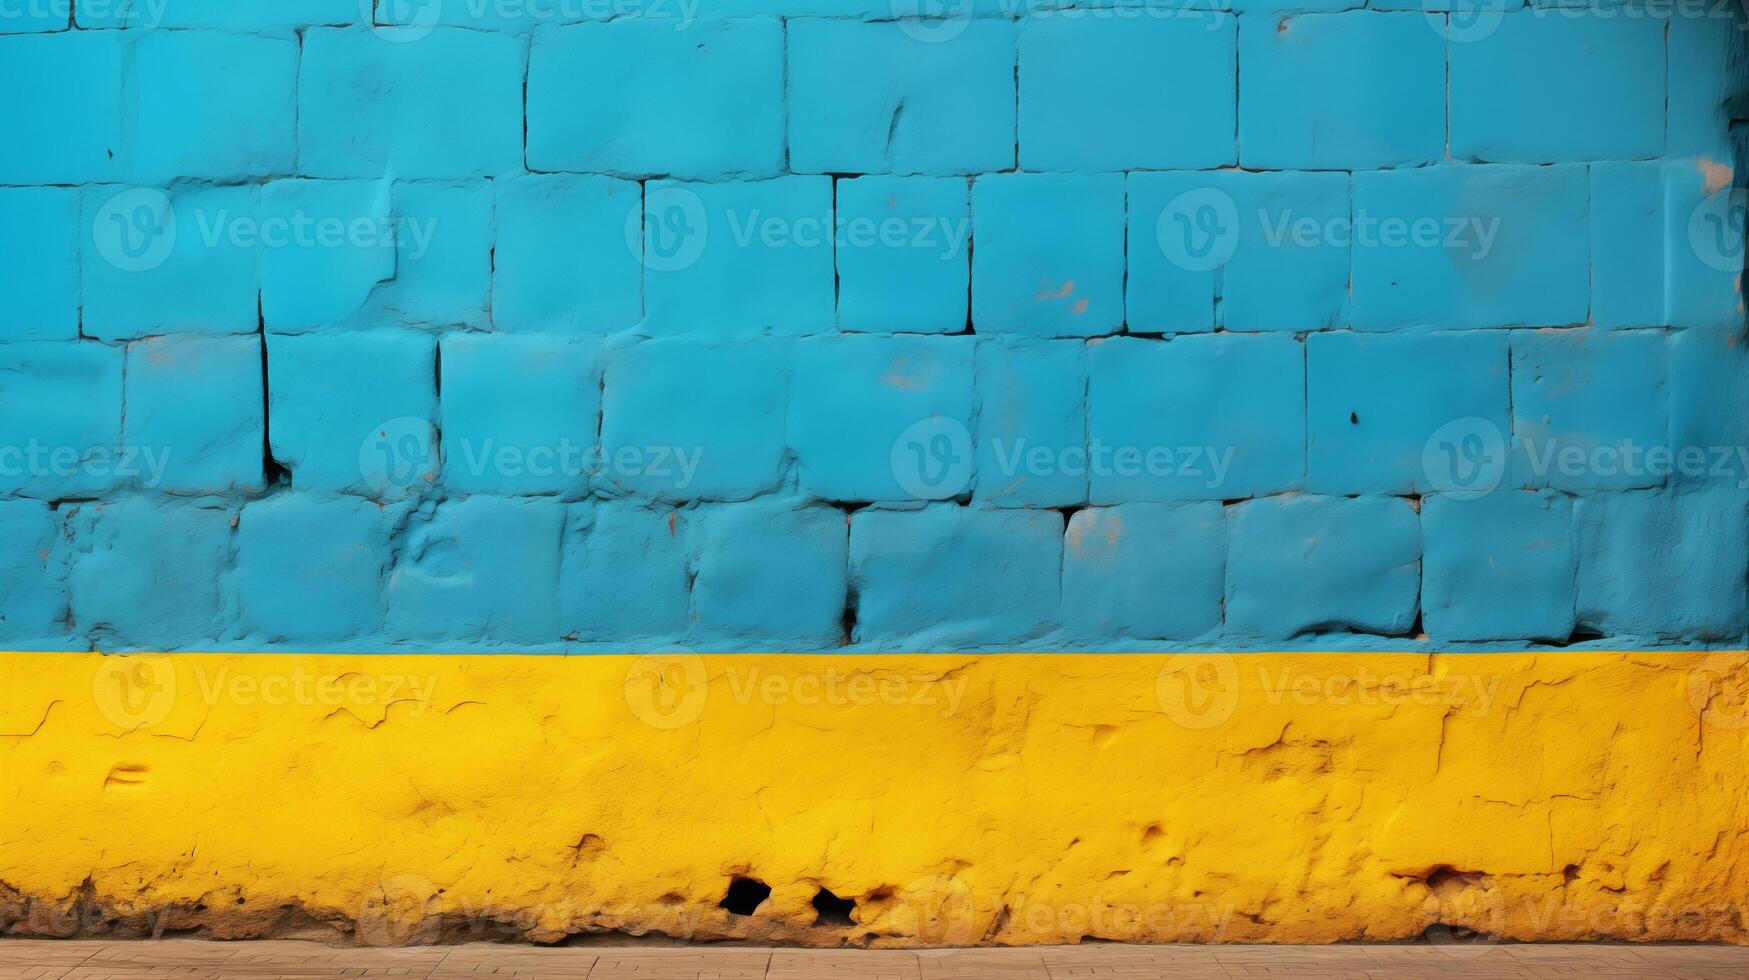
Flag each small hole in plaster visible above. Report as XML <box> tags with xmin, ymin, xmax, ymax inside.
<box><xmin>718</xmin><ymin>877</ymin><xmax>771</xmax><ymax>916</ymax></box>
<box><xmin>811</xmin><ymin>887</ymin><xmax>856</xmax><ymax>927</ymax></box>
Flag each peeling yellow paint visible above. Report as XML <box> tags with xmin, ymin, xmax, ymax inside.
<box><xmin>3</xmin><ymin>651</ymin><xmax>1748</xmax><ymax>946</ymax></box>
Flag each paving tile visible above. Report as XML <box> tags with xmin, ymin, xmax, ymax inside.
<box><xmin>1</xmin><ymin>939</ymin><xmax>1746</xmax><ymax>979</ymax></box>
<box><xmin>0</xmin><ymin>942</ymin><xmax>110</xmax><ymax>966</ymax></box>
<box><xmin>915</xmin><ymin>948</ymin><xmax>1052</xmax><ymax>979</ymax></box>
<box><xmin>583</xmin><ymin>948</ymin><xmax>771</xmax><ymax>980</ymax></box>
<box><xmin>768</xmin><ymin>949</ymin><xmax>922</xmax><ymax>980</ymax></box>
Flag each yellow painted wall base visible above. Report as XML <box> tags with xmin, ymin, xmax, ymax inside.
<box><xmin>3</xmin><ymin>651</ymin><xmax>1748</xmax><ymax>946</ymax></box>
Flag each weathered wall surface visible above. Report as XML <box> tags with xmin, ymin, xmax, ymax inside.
<box><xmin>5</xmin><ymin>652</ymin><xmax>1749</xmax><ymax>945</ymax></box>
<box><xmin>0</xmin><ymin>1</ymin><xmax>1744</xmax><ymax>652</ymax></box>
<box><xmin>2</xmin><ymin>0</ymin><xmax>1749</xmax><ymax>950</ymax></box>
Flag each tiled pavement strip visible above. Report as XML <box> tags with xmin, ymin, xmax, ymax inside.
<box><xmin>2</xmin><ymin>940</ymin><xmax>1748</xmax><ymax>980</ymax></box>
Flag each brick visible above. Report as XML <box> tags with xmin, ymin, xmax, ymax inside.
<box><xmin>1449</xmin><ymin>11</ymin><xmax>1664</xmax><ymax>163</ymax></box>
<box><xmin>1352</xmin><ymin>165</ymin><xmax>1589</xmax><ymax>330</ymax></box>
<box><xmin>131</xmin><ymin>31</ymin><xmax>297</xmax><ymax>182</ymax></box>
<box><xmin>258</xmin><ymin>179</ymin><xmax>394</xmax><ymax>333</ymax></box>
<box><xmin>693</xmin><ymin>500</ymin><xmax>847</xmax><ymax>648</ymax></box>
<box><xmin>78</xmin><ymin>0</ymin><xmax>357</xmax><ymax>29</ymax></box>
<box><xmin>1062</xmin><ymin>503</ymin><xmax>1224</xmax><ymax>642</ymax></box>
<box><xmin>1575</xmin><ymin>489</ymin><xmax>1749</xmax><ymax>642</ymax></box>
<box><xmin>380</xmin><ymin>181</ymin><xmax>493</xmax><ymax>330</ymax></box>
<box><xmin>1663</xmin><ymin>158</ymin><xmax>1745</xmax><ymax>332</ymax></box>
<box><xmin>973</xmin><ymin>338</ymin><xmax>1086</xmax><ymax>507</ymax></box>
<box><xmin>1669</xmin><ymin>327</ymin><xmax>1749</xmax><ymax>491</ymax></box>
<box><xmin>1667</xmin><ymin>14</ymin><xmax>1740</xmax><ymax>157</ymax></box>
<box><xmin>1087</xmin><ymin>334</ymin><xmax>1304</xmax><ymax>503</ymax></box>
<box><xmin>1307</xmin><ymin>332</ymin><xmax>1510</xmax><ymax>495</ymax></box>
<box><xmin>1239</xmin><ymin>12</ymin><xmax>1443</xmax><ymax>170</ymax></box>
<box><xmin>561</xmin><ymin>502</ymin><xmax>691</xmax><ymax>643</ymax></box>
<box><xmin>788</xmin><ymin>335</ymin><xmax>975</xmax><ymax>502</ymax></box>
<box><xmin>789</xmin><ymin>18</ymin><xmax>1014</xmax><ymax>175</ymax></box>
<box><xmin>1589</xmin><ymin>162</ymin><xmax>1664</xmax><ymax>329</ymax></box>
<box><xmin>386</xmin><ymin>497</ymin><xmax>566</xmax><ymax>647</ymax></box>
<box><xmin>1128</xmin><ymin>170</ymin><xmax>1349</xmax><ymax>333</ymax></box>
<box><xmin>1590</xmin><ymin>160</ymin><xmax>1745</xmax><ymax>332</ymax></box>
<box><xmin>600</xmin><ymin>338</ymin><xmax>788</xmax><ymax>502</ymax></box>
<box><xmin>439</xmin><ymin>334</ymin><xmax>601</xmax><ymax>496</ymax></box>
<box><xmin>266</xmin><ymin>332</ymin><xmax>437</xmax><ymax>496</ymax></box>
<box><xmin>0</xmin><ymin>0</ymin><xmax>67</xmax><ymax>31</ymax></box>
<box><xmin>970</xmin><ymin>173</ymin><xmax>1125</xmax><ymax>337</ymax></box>
<box><xmin>1510</xmin><ymin>330</ymin><xmax>1668</xmax><ymax>492</ymax></box>
<box><xmin>850</xmin><ymin>505</ymin><xmax>1061</xmax><ymax>647</ymax></box>
<box><xmin>643</xmin><ymin>177</ymin><xmax>836</xmax><ymax>336</ymax></box>
<box><xmin>0</xmin><ymin>187</ymin><xmax>79</xmax><ymax>341</ymax></box>
<box><xmin>370</xmin><ymin>0</ymin><xmax>543</xmax><ymax>30</ymax></box>
<box><xmin>1019</xmin><ymin>14</ymin><xmax>1235</xmax><ymax>172</ymax></box>
<box><xmin>1423</xmin><ymin>491</ymin><xmax>1576</xmax><ymax>643</ymax></box>
<box><xmin>123</xmin><ymin>336</ymin><xmax>264</xmax><ymax>495</ymax></box>
<box><xmin>299</xmin><ymin>27</ymin><xmax>523</xmax><ymax>179</ymax></box>
<box><xmin>81</xmin><ymin>185</ymin><xmax>259</xmax><ymax>340</ymax></box>
<box><xmin>492</xmin><ymin>175</ymin><xmax>643</xmax><ymax>334</ymax></box>
<box><xmin>0</xmin><ymin>32</ymin><xmax>123</xmax><ymax>183</ymax></box>
<box><xmin>0</xmin><ymin>500</ymin><xmax>68</xmax><ymax>645</ymax></box>
<box><xmin>834</xmin><ymin>176</ymin><xmax>970</xmax><ymax>333</ymax></box>
<box><xmin>527</xmin><ymin>19</ymin><xmax>783</xmax><ymax>179</ymax></box>
<box><xmin>1225</xmin><ymin>495</ymin><xmax>1421</xmax><ymax>640</ymax></box>
<box><xmin>0</xmin><ymin>343</ymin><xmax>123</xmax><ymax>498</ymax></box>
<box><xmin>69</xmin><ymin>499</ymin><xmax>232</xmax><ymax>650</ymax></box>
<box><xmin>233</xmin><ymin>495</ymin><xmax>398</xmax><ymax>645</ymax></box>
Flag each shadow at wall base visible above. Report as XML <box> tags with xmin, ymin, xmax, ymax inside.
<box><xmin>4</xmin><ymin>651</ymin><xmax>1748</xmax><ymax>946</ymax></box>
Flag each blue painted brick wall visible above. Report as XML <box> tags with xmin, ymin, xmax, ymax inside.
<box><xmin>0</xmin><ymin>1</ymin><xmax>1744</xmax><ymax>652</ymax></box>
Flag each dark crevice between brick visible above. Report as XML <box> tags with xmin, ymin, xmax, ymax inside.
<box><xmin>717</xmin><ymin>877</ymin><xmax>770</xmax><ymax>917</ymax></box>
<box><xmin>838</xmin><ymin>574</ymin><xmax>859</xmax><ymax>647</ymax></box>
<box><xmin>259</xmin><ymin>325</ymin><xmax>291</xmax><ymax>488</ymax></box>
<box><xmin>810</xmin><ymin>887</ymin><xmax>856</xmax><ymax>928</ymax></box>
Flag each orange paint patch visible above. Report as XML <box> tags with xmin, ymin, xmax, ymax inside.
<box><xmin>1034</xmin><ymin>280</ymin><xmax>1075</xmax><ymax>301</ymax></box>
<box><xmin>1699</xmin><ymin>157</ymin><xmax>1734</xmax><ymax>195</ymax></box>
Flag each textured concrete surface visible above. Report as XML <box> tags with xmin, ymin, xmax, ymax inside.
<box><xmin>5</xmin><ymin>651</ymin><xmax>1748</xmax><ymax>946</ymax></box>
<box><xmin>0</xmin><ymin>7</ymin><xmax>1744</xmax><ymax>654</ymax></box>
<box><xmin>3</xmin><ymin>938</ymin><xmax>1749</xmax><ymax>979</ymax></box>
